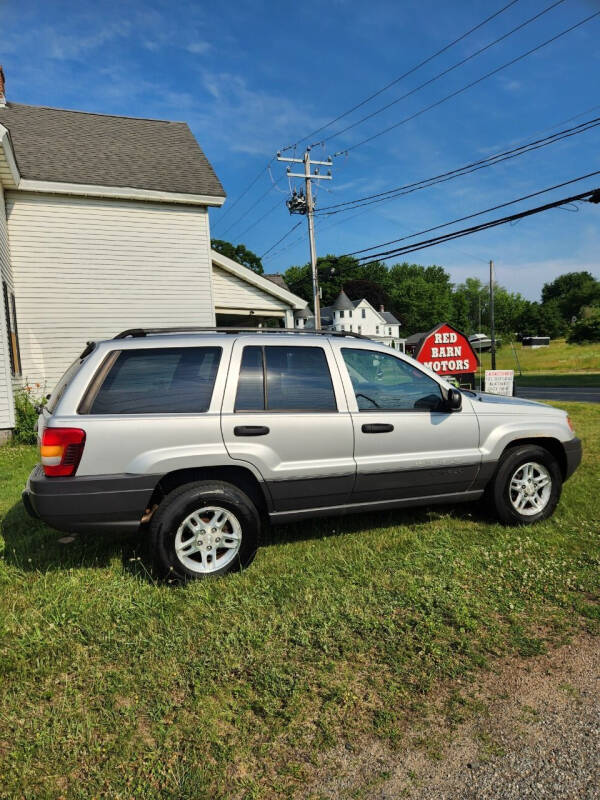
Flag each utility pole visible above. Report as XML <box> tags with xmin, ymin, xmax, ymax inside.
<box><xmin>489</xmin><ymin>259</ymin><xmax>496</xmax><ymax>370</ymax></box>
<box><xmin>277</xmin><ymin>147</ymin><xmax>332</xmax><ymax>329</ymax></box>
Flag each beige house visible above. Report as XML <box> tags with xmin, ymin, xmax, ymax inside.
<box><xmin>0</xmin><ymin>68</ymin><xmax>306</xmax><ymax>436</ymax></box>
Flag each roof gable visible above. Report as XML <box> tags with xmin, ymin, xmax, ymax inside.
<box><xmin>211</xmin><ymin>249</ymin><xmax>307</xmax><ymax>309</ymax></box>
<box><xmin>0</xmin><ymin>102</ymin><xmax>224</xmax><ymax>198</ymax></box>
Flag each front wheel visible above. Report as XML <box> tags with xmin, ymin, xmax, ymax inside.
<box><xmin>488</xmin><ymin>445</ymin><xmax>562</xmax><ymax>525</ymax></box>
<box><xmin>150</xmin><ymin>481</ymin><xmax>261</xmax><ymax>582</ymax></box>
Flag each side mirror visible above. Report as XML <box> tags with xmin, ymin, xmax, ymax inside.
<box><xmin>446</xmin><ymin>387</ymin><xmax>462</xmax><ymax>411</ymax></box>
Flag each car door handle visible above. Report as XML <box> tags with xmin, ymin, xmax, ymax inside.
<box><xmin>361</xmin><ymin>423</ymin><xmax>394</xmax><ymax>433</ymax></box>
<box><xmin>233</xmin><ymin>425</ymin><xmax>270</xmax><ymax>437</ymax></box>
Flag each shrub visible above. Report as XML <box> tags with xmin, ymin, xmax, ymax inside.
<box><xmin>13</xmin><ymin>385</ymin><xmax>45</xmax><ymax>444</ymax></box>
<box><xmin>567</xmin><ymin>307</ymin><xmax>600</xmax><ymax>344</ymax></box>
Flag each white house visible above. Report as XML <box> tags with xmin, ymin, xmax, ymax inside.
<box><xmin>0</xmin><ymin>68</ymin><xmax>306</xmax><ymax>437</ymax></box>
<box><xmin>308</xmin><ymin>289</ymin><xmax>405</xmax><ymax>350</ymax></box>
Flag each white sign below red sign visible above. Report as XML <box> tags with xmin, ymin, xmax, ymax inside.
<box><xmin>485</xmin><ymin>369</ymin><xmax>514</xmax><ymax>396</ymax></box>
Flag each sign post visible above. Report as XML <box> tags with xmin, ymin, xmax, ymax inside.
<box><xmin>485</xmin><ymin>369</ymin><xmax>514</xmax><ymax>396</ymax></box>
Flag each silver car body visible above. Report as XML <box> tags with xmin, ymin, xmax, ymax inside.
<box><xmin>24</xmin><ymin>331</ymin><xmax>581</xmax><ymax>532</ymax></box>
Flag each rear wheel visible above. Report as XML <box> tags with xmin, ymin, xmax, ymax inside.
<box><xmin>150</xmin><ymin>481</ymin><xmax>261</xmax><ymax>582</ymax></box>
<box><xmin>488</xmin><ymin>445</ymin><xmax>562</xmax><ymax>525</ymax></box>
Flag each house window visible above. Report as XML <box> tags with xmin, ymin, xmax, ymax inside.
<box><xmin>376</xmin><ymin>325</ymin><xmax>379</xmax><ymax>334</ymax></box>
<box><xmin>349</xmin><ymin>310</ymin><xmax>352</xmax><ymax>318</ymax></box>
<box><xmin>3</xmin><ymin>281</ymin><xmax>21</xmax><ymax>376</ymax></box>
<box><xmin>361</xmin><ymin>309</ymin><xmax>366</xmax><ymax>319</ymax></box>
<box><xmin>349</xmin><ymin>324</ymin><xmax>352</xmax><ymax>331</ymax></box>
<box><xmin>358</xmin><ymin>326</ymin><xmax>362</xmax><ymax>334</ymax></box>
<box><xmin>339</xmin><ymin>310</ymin><xmax>344</xmax><ymax>318</ymax></box>
<box><xmin>388</xmin><ymin>328</ymin><xmax>392</xmax><ymax>335</ymax></box>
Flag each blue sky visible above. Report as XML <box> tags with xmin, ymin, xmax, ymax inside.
<box><xmin>2</xmin><ymin>0</ymin><xmax>599</xmax><ymax>299</ymax></box>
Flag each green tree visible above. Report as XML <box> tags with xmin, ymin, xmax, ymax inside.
<box><xmin>211</xmin><ymin>239</ymin><xmax>264</xmax><ymax>274</ymax></box>
<box><xmin>387</xmin><ymin>263</ymin><xmax>453</xmax><ymax>334</ymax></box>
<box><xmin>452</xmin><ymin>278</ymin><xmax>487</xmax><ymax>335</ymax></box>
<box><xmin>342</xmin><ymin>278</ymin><xmax>391</xmax><ymax>312</ymax></box>
<box><xmin>541</xmin><ymin>271</ymin><xmax>600</xmax><ymax>323</ymax></box>
<box><xmin>284</xmin><ymin>255</ymin><xmax>390</xmax><ymax>307</ymax></box>
<box><xmin>567</xmin><ymin>306</ymin><xmax>600</xmax><ymax>343</ymax></box>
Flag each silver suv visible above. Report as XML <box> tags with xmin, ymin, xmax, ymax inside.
<box><xmin>23</xmin><ymin>328</ymin><xmax>582</xmax><ymax>582</ymax></box>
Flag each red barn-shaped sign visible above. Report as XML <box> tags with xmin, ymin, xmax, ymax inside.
<box><xmin>405</xmin><ymin>323</ymin><xmax>479</xmax><ymax>386</ymax></box>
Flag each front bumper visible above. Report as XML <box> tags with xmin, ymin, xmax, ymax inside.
<box><xmin>22</xmin><ymin>465</ymin><xmax>158</xmax><ymax>534</ymax></box>
<box><xmin>563</xmin><ymin>437</ymin><xmax>583</xmax><ymax>482</ymax></box>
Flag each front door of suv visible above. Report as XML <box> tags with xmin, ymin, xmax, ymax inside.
<box><xmin>221</xmin><ymin>338</ymin><xmax>355</xmax><ymax>513</ymax></box>
<box><xmin>332</xmin><ymin>343</ymin><xmax>481</xmax><ymax>504</ymax></box>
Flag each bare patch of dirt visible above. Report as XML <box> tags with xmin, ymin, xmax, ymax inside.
<box><xmin>303</xmin><ymin>631</ymin><xmax>600</xmax><ymax>799</ymax></box>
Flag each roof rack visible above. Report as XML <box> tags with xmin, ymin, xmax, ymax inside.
<box><xmin>114</xmin><ymin>326</ymin><xmax>370</xmax><ymax>340</ymax></box>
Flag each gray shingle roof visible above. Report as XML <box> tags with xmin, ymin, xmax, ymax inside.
<box><xmin>331</xmin><ymin>290</ymin><xmax>355</xmax><ymax>311</ymax></box>
<box><xmin>264</xmin><ymin>274</ymin><xmax>290</xmax><ymax>291</ymax></box>
<box><xmin>0</xmin><ymin>102</ymin><xmax>225</xmax><ymax>197</ymax></box>
<box><xmin>381</xmin><ymin>311</ymin><xmax>400</xmax><ymax>325</ymax></box>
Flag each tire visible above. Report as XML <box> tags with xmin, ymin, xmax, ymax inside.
<box><xmin>150</xmin><ymin>480</ymin><xmax>261</xmax><ymax>582</ymax></box>
<box><xmin>487</xmin><ymin>444</ymin><xmax>562</xmax><ymax>525</ymax></box>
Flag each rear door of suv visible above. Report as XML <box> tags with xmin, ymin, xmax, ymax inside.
<box><xmin>331</xmin><ymin>341</ymin><xmax>481</xmax><ymax>503</ymax></box>
<box><xmin>221</xmin><ymin>337</ymin><xmax>355</xmax><ymax>513</ymax></box>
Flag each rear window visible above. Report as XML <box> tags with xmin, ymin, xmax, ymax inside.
<box><xmin>86</xmin><ymin>347</ymin><xmax>221</xmax><ymax>414</ymax></box>
<box><xmin>46</xmin><ymin>359</ymin><xmax>83</xmax><ymax>413</ymax></box>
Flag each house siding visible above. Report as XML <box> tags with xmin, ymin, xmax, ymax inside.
<box><xmin>5</xmin><ymin>191</ymin><xmax>215</xmax><ymax>388</ymax></box>
<box><xmin>212</xmin><ymin>265</ymin><xmax>288</xmax><ymax>313</ymax></box>
<box><xmin>0</xmin><ymin>187</ymin><xmax>15</xmax><ymax>428</ymax></box>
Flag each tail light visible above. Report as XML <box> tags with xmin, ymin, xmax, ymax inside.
<box><xmin>41</xmin><ymin>427</ymin><xmax>86</xmax><ymax>476</ymax></box>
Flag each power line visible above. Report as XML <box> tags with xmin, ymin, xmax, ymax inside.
<box><xmin>217</xmin><ymin>173</ymin><xmax>285</xmax><ymax>239</ymax></box>
<box><xmin>317</xmin><ymin>0</ymin><xmax>567</xmax><ymax>148</ymax></box>
<box><xmin>260</xmin><ymin>221</ymin><xmax>303</xmax><ymax>259</ymax></box>
<box><xmin>234</xmin><ymin>197</ymin><xmax>283</xmax><ymax>241</ymax></box>
<box><xmin>279</xmin><ymin>0</ymin><xmax>522</xmax><ymax>153</ymax></box>
<box><xmin>212</xmin><ymin>161</ymin><xmax>274</xmax><ymax>231</ymax></box>
<box><xmin>348</xmin><ymin>171</ymin><xmax>600</xmax><ymax>260</ymax></box>
<box><xmin>314</xmin><ymin>115</ymin><xmax>600</xmax><ymax>215</ymax></box>
<box><xmin>355</xmin><ymin>185</ymin><xmax>599</xmax><ymax>263</ymax></box>
<box><xmin>333</xmin><ymin>9</ymin><xmax>600</xmax><ymax>156</ymax></box>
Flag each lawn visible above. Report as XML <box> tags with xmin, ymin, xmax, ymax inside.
<box><xmin>0</xmin><ymin>403</ymin><xmax>598</xmax><ymax>799</ymax></box>
<box><xmin>475</xmin><ymin>338</ymin><xmax>600</xmax><ymax>378</ymax></box>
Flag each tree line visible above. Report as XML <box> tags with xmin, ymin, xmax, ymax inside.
<box><xmin>211</xmin><ymin>239</ymin><xmax>600</xmax><ymax>342</ymax></box>
<box><xmin>283</xmin><ymin>255</ymin><xmax>600</xmax><ymax>341</ymax></box>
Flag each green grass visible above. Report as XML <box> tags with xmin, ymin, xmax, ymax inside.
<box><xmin>514</xmin><ymin>373</ymin><xmax>600</xmax><ymax>388</ymax></box>
<box><xmin>476</xmin><ymin>338</ymin><xmax>600</xmax><ymax>376</ymax></box>
<box><xmin>1</xmin><ymin>403</ymin><xmax>599</xmax><ymax>799</ymax></box>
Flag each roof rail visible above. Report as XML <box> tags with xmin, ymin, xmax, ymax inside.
<box><xmin>113</xmin><ymin>326</ymin><xmax>370</xmax><ymax>340</ymax></box>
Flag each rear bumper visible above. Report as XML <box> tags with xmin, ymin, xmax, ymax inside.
<box><xmin>22</xmin><ymin>465</ymin><xmax>158</xmax><ymax>534</ymax></box>
<box><xmin>563</xmin><ymin>437</ymin><xmax>583</xmax><ymax>482</ymax></box>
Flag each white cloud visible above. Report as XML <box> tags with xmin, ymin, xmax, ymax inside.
<box><xmin>46</xmin><ymin>22</ymin><xmax>132</xmax><ymax>61</ymax></box>
<box><xmin>182</xmin><ymin>71</ymin><xmax>325</xmax><ymax>156</ymax></box>
<box><xmin>187</xmin><ymin>41</ymin><xmax>212</xmax><ymax>55</ymax></box>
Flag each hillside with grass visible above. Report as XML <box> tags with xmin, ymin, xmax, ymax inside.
<box><xmin>475</xmin><ymin>339</ymin><xmax>600</xmax><ymax>385</ymax></box>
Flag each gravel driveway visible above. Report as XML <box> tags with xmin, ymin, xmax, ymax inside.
<box><xmin>306</xmin><ymin>633</ymin><xmax>599</xmax><ymax>799</ymax></box>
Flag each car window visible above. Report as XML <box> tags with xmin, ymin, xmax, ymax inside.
<box><xmin>235</xmin><ymin>345</ymin><xmax>337</xmax><ymax>412</ymax></box>
<box><xmin>87</xmin><ymin>347</ymin><xmax>221</xmax><ymax>414</ymax></box>
<box><xmin>341</xmin><ymin>348</ymin><xmax>443</xmax><ymax>411</ymax></box>
<box><xmin>235</xmin><ymin>346</ymin><xmax>265</xmax><ymax>411</ymax></box>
